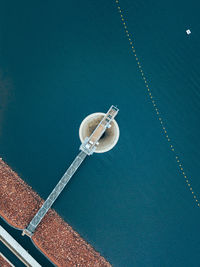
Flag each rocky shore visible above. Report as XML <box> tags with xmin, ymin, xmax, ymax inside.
<box><xmin>0</xmin><ymin>159</ymin><xmax>111</xmax><ymax>266</ymax></box>
<box><xmin>0</xmin><ymin>254</ymin><xmax>12</xmax><ymax>267</ymax></box>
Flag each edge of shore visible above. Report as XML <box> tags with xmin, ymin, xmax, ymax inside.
<box><xmin>0</xmin><ymin>158</ymin><xmax>111</xmax><ymax>267</ymax></box>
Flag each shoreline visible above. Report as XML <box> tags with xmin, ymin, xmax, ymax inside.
<box><xmin>0</xmin><ymin>253</ymin><xmax>14</xmax><ymax>267</ymax></box>
<box><xmin>0</xmin><ymin>158</ymin><xmax>111</xmax><ymax>266</ymax></box>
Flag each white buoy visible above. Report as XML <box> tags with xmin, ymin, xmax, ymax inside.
<box><xmin>186</xmin><ymin>29</ymin><xmax>191</xmax><ymax>35</ymax></box>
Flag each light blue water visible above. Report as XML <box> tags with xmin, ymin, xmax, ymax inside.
<box><xmin>0</xmin><ymin>0</ymin><xmax>200</xmax><ymax>266</ymax></box>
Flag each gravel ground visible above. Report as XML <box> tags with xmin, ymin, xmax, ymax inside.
<box><xmin>0</xmin><ymin>159</ymin><xmax>111</xmax><ymax>267</ymax></box>
<box><xmin>0</xmin><ymin>253</ymin><xmax>12</xmax><ymax>267</ymax></box>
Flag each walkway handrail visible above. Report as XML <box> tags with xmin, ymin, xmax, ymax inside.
<box><xmin>23</xmin><ymin>105</ymin><xmax>119</xmax><ymax>237</ymax></box>
<box><xmin>23</xmin><ymin>151</ymin><xmax>87</xmax><ymax>236</ymax></box>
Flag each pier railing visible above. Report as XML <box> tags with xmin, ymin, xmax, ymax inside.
<box><xmin>24</xmin><ymin>105</ymin><xmax>119</xmax><ymax>237</ymax></box>
<box><xmin>23</xmin><ymin>151</ymin><xmax>87</xmax><ymax>236</ymax></box>
<box><xmin>80</xmin><ymin>105</ymin><xmax>119</xmax><ymax>155</ymax></box>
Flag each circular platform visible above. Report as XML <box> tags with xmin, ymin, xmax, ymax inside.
<box><xmin>79</xmin><ymin>112</ymin><xmax>119</xmax><ymax>153</ymax></box>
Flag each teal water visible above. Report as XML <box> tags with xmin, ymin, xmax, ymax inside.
<box><xmin>0</xmin><ymin>0</ymin><xmax>200</xmax><ymax>266</ymax></box>
<box><xmin>0</xmin><ymin>218</ymin><xmax>52</xmax><ymax>266</ymax></box>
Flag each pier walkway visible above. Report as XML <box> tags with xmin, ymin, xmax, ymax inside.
<box><xmin>23</xmin><ymin>150</ymin><xmax>87</xmax><ymax>236</ymax></box>
<box><xmin>80</xmin><ymin>105</ymin><xmax>119</xmax><ymax>155</ymax></box>
<box><xmin>24</xmin><ymin>105</ymin><xmax>119</xmax><ymax>237</ymax></box>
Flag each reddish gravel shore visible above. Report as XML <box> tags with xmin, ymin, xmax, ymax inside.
<box><xmin>0</xmin><ymin>159</ymin><xmax>111</xmax><ymax>267</ymax></box>
<box><xmin>0</xmin><ymin>254</ymin><xmax>13</xmax><ymax>267</ymax></box>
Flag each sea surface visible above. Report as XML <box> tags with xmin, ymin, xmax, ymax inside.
<box><xmin>0</xmin><ymin>0</ymin><xmax>200</xmax><ymax>266</ymax></box>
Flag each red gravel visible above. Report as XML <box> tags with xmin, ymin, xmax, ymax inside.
<box><xmin>0</xmin><ymin>254</ymin><xmax>12</xmax><ymax>267</ymax></box>
<box><xmin>0</xmin><ymin>159</ymin><xmax>111</xmax><ymax>267</ymax></box>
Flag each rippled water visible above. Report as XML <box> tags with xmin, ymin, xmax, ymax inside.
<box><xmin>0</xmin><ymin>0</ymin><xmax>200</xmax><ymax>266</ymax></box>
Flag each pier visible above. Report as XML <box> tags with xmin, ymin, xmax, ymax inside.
<box><xmin>23</xmin><ymin>151</ymin><xmax>87</xmax><ymax>237</ymax></box>
<box><xmin>80</xmin><ymin>105</ymin><xmax>119</xmax><ymax>155</ymax></box>
<box><xmin>23</xmin><ymin>105</ymin><xmax>119</xmax><ymax>237</ymax></box>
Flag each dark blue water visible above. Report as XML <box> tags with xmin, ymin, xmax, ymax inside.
<box><xmin>0</xmin><ymin>218</ymin><xmax>53</xmax><ymax>266</ymax></box>
<box><xmin>0</xmin><ymin>0</ymin><xmax>200</xmax><ymax>266</ymax></box>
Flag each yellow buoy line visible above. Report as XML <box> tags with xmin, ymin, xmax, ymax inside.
<box><xmin>115</xmin><ymin>0</ymin><xmax>199</xmax><ymax>207</ymax></box>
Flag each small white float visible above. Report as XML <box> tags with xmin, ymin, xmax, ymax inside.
<box><xmin>186</xmin><ymin>29</ymin><xmax>191</xmax><ymax>35</ymax></box>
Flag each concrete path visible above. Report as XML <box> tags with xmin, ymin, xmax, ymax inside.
<box><xmin>0</xmin><ymin>226</ymin><xmax>41</xmax><ymax>267</ymax></box>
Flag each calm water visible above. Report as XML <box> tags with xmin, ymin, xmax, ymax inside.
<box><xmin>0</xmin><ymin>0</ymin><xmax>200</xmax><ymax>266</ymax></box>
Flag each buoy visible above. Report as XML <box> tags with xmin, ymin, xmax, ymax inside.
<box><xmin>186</xmin><ymin>29</ymin><xmax>191</xmax><ymax>35</ymax></box>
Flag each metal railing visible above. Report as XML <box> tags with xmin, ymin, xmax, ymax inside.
<box><xmin>24</xmin><ymin>151</ymin><xmax>87</xmax><ymax>236</ymax></box>
<box><xmin>23</xmin><ymin>105</ymin><xmax>119</xmax><ymax>237</ymax></box>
